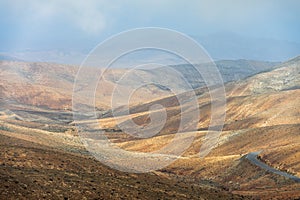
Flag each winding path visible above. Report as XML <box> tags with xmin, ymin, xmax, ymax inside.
<box><xmin>245</xmin><ymin>151</ymin><xmax>300</xmax><ymax>183</ymax></box>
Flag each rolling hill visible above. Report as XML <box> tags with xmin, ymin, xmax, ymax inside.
<box><xmin>0</xmin><ymin>56</ymin><xmax>299</xmax><ymax>199</ymax></box>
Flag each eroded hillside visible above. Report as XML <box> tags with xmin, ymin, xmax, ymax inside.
<box><xmin>0</xmin><ymin>57</ymin><xmax>299</xmax><ymax>199</ymax></box>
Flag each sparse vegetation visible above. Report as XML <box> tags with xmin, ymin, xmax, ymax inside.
<box><xmin>0</xmin><ymin>57</ymin><xmax>299</xmax><ymax>199</ymax></box>
<box><xmin>0</xmin><ymin>125</ymin><xmax>10</xmax><ymax>131</ymax></box>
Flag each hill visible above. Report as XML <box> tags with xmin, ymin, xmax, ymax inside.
<box><xmin>0</xmin><ymin>59</ymin><xmax>278</xmax><ymax>110</ymax></box>
<box><xmin>97</xmin><ymin>56</ymin><xmax>300</xmax><ymax>199</ymax></box>
<box><xmin>0</xmin><ymin>56</ymin><xmax>299</xmax><ymax>199</ymax></box>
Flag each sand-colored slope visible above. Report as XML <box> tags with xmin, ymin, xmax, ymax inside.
<box><xmin>95</xmin><ymin>56</ymin><xmax>300</xmax><ymax>199</ymax></box>
<box><xmin>0</xmin><ymin>118</ymin><xmax>246</xmax><ymax>200</ymax></box>
<box><xmin>0</xmin><ymin>59</ymin><xmax>279</xmax><ymax>110</ymax></box>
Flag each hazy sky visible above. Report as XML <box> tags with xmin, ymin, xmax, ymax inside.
<box><xmin>0</xmin><ymin>0</ymin><xmax>299</xmax><ymax>52</ymax></box>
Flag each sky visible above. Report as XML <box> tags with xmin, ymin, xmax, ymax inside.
<box><xmin>0</xmin><ymin>0</ymin><xmax>299</xmax><ymax>61</ymax></box>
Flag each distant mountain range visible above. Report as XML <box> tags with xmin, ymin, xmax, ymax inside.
<box><xmin>0</xmin><ymin>58</ymin><xmax>280</xmax><ymax>110</ymax></box>
<box><xmin>195</xmin><ymin>33</ymin><xmax>300</xmax><ymax>61</ymax></box>
<box><xmin>1</xmin><ymin>33</ymin><xmax>299</xmax><ymax>65</ymax></box>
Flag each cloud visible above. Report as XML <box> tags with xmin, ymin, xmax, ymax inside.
<box><xmin>1</xmin><ymin>0</ymin><xmax>299</xmax><ymax>49</ymax></box>
<box><xmin>65</xmin><ymin>0</ymin><xmax>107</xmax><ymax>34</ymax></box>
<box><xmin>4</xmin><ymin>0</ymin><xmax>111</xmax><ymax>35</ymax></box>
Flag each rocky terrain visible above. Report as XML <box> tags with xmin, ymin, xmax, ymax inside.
<box><xmin>0</xmin><ymin>107</ymin><xmax>247</xmax><ymax>200</ymax></box>
<box><xmin>0</xmin><ymin>56</ymin><xmax>299</xmax><ymax>199</ymax></box>
<box><xmin>96</xmin><ymin>56</ymin><xmax>300</xmax><ymax>199</ymax></box>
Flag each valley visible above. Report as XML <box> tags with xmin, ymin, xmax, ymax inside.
<box><xmin>0</xmin><ymin>56</ymin><xmax>299</xmax><ymax>199</ymax></box>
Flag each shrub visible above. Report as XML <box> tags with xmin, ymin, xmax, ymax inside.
<box><xmin>0</xmin><ymin>125</ymin><xmax>10</xmax><ymax>131</ymax></box>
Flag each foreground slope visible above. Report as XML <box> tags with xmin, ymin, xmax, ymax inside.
<box><xmin>0</xmin><ymin>118</ymin><xmax>245</xmax><ymax>200</ymax></box>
